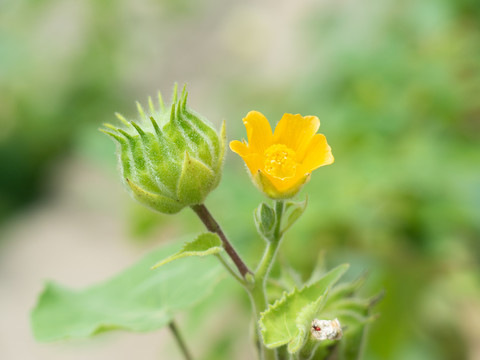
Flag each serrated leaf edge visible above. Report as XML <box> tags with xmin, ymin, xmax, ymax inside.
<box><xmin>151</xmin><ymin>233</ymin><xmax>223</xmax><ymax>269</ymax></box>
<box><xmin>259</xmin><ymin>264</ymin><xmax>349</xmax><ymax>349</ymax></box>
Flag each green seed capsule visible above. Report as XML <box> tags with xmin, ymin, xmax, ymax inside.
<box><xmin>101</xmin><ymin>84</ymin><xmax>226</xmax><ymax>214</ymax></box>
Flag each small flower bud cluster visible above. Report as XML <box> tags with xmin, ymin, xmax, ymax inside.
<box><xmin>101</xmin><ymin>84</ymin><xmax>225</xmax><ymax>214</ymax></box>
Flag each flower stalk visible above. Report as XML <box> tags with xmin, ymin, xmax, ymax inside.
<box><xmin>247</xmin><ymin>200</ymin><xmax>286</xmax><ymax>360</ymax></box>
<box><xmin>255</xmin><ymin>201</ymin><xmax>285</xmax><ymax>282</ymax></box>
<box><xmin>191</xmin><ymin>201</ymin><xmax>288</xmax><ymax>360</ymax></box>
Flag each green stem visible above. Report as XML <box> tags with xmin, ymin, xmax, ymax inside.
<box><xmin>168</xmin><ymin>321</ymin><xmax>193</xmax><ymax>360</ymax></box>
<box><xmin>298</xmin><ymin>336</ymin><xmax>319</xmax><ymax>360</ymax></box>
<box><xmin>191</xmin><ymin>201</ymin><xmax>286</xmax><ymax>360</ymax></box>
<box><xmin>273</xmin><ymin>200</ymin><xmax>285</xmax><ymax>240</ymax></box>
<box><xmin>248</xmin><ymin>200</ymin><xmax>286</xmax><ymax>360</ymax></box>
<box><xmin>255</xmin><ymin>201</ymin><xmax>285</xmax><ymax>283</ymax></box>
<box><xmin>255</xmin><ymin>242</ymin><xmax>279</xmax><ymax>284</ymax></box>
<box><xmin>248</xmin><ymin>287</ymin><xmax>277</xmax><ymax>360</ymax></box>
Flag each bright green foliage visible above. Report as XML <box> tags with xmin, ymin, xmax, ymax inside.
<box><xmin>151</xmin><ymin>233</ymin><xmax>223</xmax><ymax>269</ymax></box>
<box><xmin>100</xmin><ymin>84</ymin><xmax>226</xmax><ymax>214</ymax></box>
<box><xmin>300</xmin><ymin>279</ymin><xmax>381</xmax><ymax>360</ymax></box>
<box><xmin>259</xmin><ymin>264</ymin><xmax>349</xmax><ymax>350</ymax></box>
<box><xmin>31</xmin><ymin>243</ymin><xmax>223</xmax><ymax>342</ymax></box>
<box><xmin>260</xmin><ymin>263</ymin><xmax>379</xmax><ymax>358</ymax></box>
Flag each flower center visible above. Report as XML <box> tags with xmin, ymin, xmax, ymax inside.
<box><xmin>263</xmin><ymin>144</ymin><xmax>297</xmax><ymax>179</ymax></box>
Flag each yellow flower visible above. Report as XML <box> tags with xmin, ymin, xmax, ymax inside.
<box><xmin>229</xmin><ymin>111</ymin><xmax>334</xmax><ymax>199</ymax></box>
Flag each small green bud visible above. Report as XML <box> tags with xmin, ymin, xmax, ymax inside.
<box><xmin>101</xmin><ymin>84</ymin><xmax>226</xmax><ymax>214</ymax></box>
<box><xmin>254</xmin><ymin>202</ymin><xmax>276</xmax><ymax>241</ymax></box>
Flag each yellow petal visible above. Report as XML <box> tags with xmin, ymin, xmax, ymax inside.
<box><xmin>273</xmin><ymin>114</ymin><xmax>320</xmax><ymax>156</ymax></box>
<box><xmin>243</xmin><ymin>111</ymin><xmax>273</xmax><ymax>154</ymax></box>
<box><xmin>300</xmin><ymin>134</ymin><xmax>334</xmax><ymax>173</ymax></box>
<box><xmin>229</xmin><ymin>140</ymin><xmax>250</xmax><ymax>157</ymax></box>
<box><xmin>241</xmin><ymin>153</ymin><xmax>263</xmax><ymax>175</ymax></box>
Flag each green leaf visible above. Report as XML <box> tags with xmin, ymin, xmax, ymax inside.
<box><xmin>282</xmin><ymin>196</ymin><xmax>308</xmax><ymax>234</ymax></box>
<box><xmin>151</xmin><ymin>233</ymin><xmax>223</xmax><ymax>269</ymax></box>
<box><xmin>306</xmin><ymin>251</ymin><xmax>327</xmax><ymax>285</ymax></box>
<box><xmin>322</xmin><ymin>274</ymin><xmax>366</xmax><ymax>307</ymax></box>
<box><xmin>335</xmin><ymin>308</ymin><xmax>377</xmax><ymax>360</ymax></box>
<box><xmin>259</xmin><ymin>264</ymin><xmax>349</xmax><ymax>351</ymax></box>
<box><xmin>320</xmin><ymin>289</ymin><xmax>382</xmax><ymax>336</ymax></box>
<box><xmin>31</xmin><ymin>242</ymin><xmax>223</xmax><ymax>342</ymax></box>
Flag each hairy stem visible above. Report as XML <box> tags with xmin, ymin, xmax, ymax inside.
<box><xmin>273</xmin><ymin>200</ymin><xmax>285</xmax><ymax>240</ymax></box>
<box><xmin>191</xmin><ymin>201</ymin><xmax>287</xmax><ymax>360</ymax></box>
<box><xmin>249</xmin><ymin>200</ymin><xmax>286</xmax><ymax>360</ymax></box>
<box><xmin>255</xmin><ymin>242</ymin><xmax>279</xmax><ymax>285</ymax></box>
<box><xmin>248</xmin><ymin>288</ymin><xmax>277</xmax><ymax>360</ymax></box>
<box><xmin>191</xmin><ymin>204</ymin><xmax>252</xmax><ymax>278</ymax></box>
<box><xmin>169</xmin><ymin>321</ymin><xmax>193</xmax><ymax>360</ymax></box>
<box><xmin>255</xmin><ymin>201</ymin><xmax>285</xmax><ymax>283</ymax></box>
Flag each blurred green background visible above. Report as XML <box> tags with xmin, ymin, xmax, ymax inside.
<box><xmin>1</xmin><ymin>0</ymin><xmax>479</xmax><ymax>359</ymax></box>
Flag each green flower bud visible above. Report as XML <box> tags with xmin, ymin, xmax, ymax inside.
<box><xmin>254</xmin><ymin>202</ymin><xmax>275</xmax><ymax>241</ymax></box>
<box><xmin>101</xmin><ymin>84</ymin><xmax>226</xmax><ymax>214</ymax></box>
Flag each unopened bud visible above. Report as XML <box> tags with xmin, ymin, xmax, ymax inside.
<box><xmin>101</xmin><ymin>84</ymin><xmax>225</xmax><ymax>214</ymax></box>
